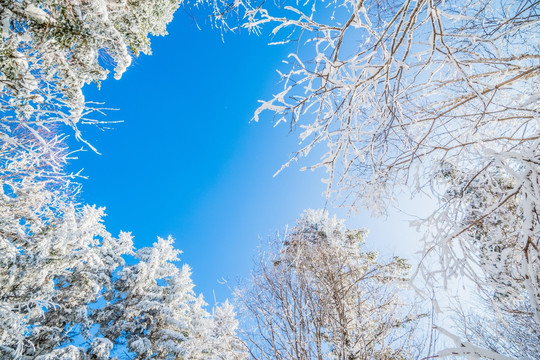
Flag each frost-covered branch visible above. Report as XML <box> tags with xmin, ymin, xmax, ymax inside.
<box><xmin>237</xmin><ymin>0</ymin><xmax>540</xmax><ymax>356</ymax></box>
<box><xmin>236</xmin><ymin>210</ymin><xmax>431</xmax><ymax>359</ymax></box>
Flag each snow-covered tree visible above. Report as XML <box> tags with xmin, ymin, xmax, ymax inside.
<box><xmin>209</xmin><ymin>301</ymin><xmax>246</xmax><ymax>360</ymax></box>
<box><xmin>452</xmin><ymin>293</ymin><xmax>540</xmax><ymax>360</ymax></box>
<box><xmin>0</xmin><ymin>173</ymin><xmax>244</xmax><ymax>359</ymax></box>
<box><xmin>0</xmin><ymin>0</ymin><xmax>189</xmax><ymax>214</ymax></box>
<box><xmin>0</xmin><ymin>176</ymin><xmax>133</xmax><ymax>358</ymax></box>
<box><xmin>1</xmin><ymin>0</ymin><xmax>183</xmax><ymax>140</ymax></box>
<box><xmin>236</xmin><ymin>210</ymin><xmax>428</xmax><ymax>360</ymax></box>
<box><xmin>1</xmin><ymin>1</ymin><xmax>244</xmax><ymax>359</ymax></box>
<box><xmin>230</xmin><ymin>0</ymin><xmax>540</xmax><ymax>355</ymax></box>
<box><xmin>435</xmin><ymin>164</ymin><xmax>539</xmax><ymax>331</ymax></box>
<box><xmin>96</xmin><ymin>236</ymin><xmax>245</xmax><ymax>359</ymax></box>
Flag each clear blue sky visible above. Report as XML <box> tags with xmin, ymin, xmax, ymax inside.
<box><xmin>69</xmin><ymin>11</ymin><xmax>425</xmax><ymax>305</ymax></box>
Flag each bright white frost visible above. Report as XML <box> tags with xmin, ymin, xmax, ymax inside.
<box><xmin>0</xmin><ymin>178</ymin><xmax>132</xmax><ymax>358</ymax></box>
<box><xmin>1</xmin><ymin>0</ymin><xmax>180</xmax><ymax>119</ymax></box>
<box><xmin>236</xmin><ymin>210</ymin><xmax>429</xmax><ymax>359</ymax></box>
<box><xmin>234</xmin><ymin>0</ymin><xmax>540</xmax><ymax>357</ymax></box>
<box><xmin>0</xmin><ymin>1</ymin><xmax>246</xmax><ymax>358</ymax></box>
<box><xmin>95</xmin><ymin>236</ymin><xmax>246</xmax><ymax>359</ymax></box>
<box><xmin>0</xmin><ymin>179</ymin><xmax>245</xmax><ymax>359</ymax></box>
<box><xmin>0</xmin><ymin>0</ymin><xmax>183</xmax><ymax>163</ymax></box>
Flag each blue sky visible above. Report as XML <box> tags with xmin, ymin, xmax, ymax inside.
<box><xmin>70</xmin><ymin>11</ymin><xmax>426</xmax><ymax>305</ymax></box>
